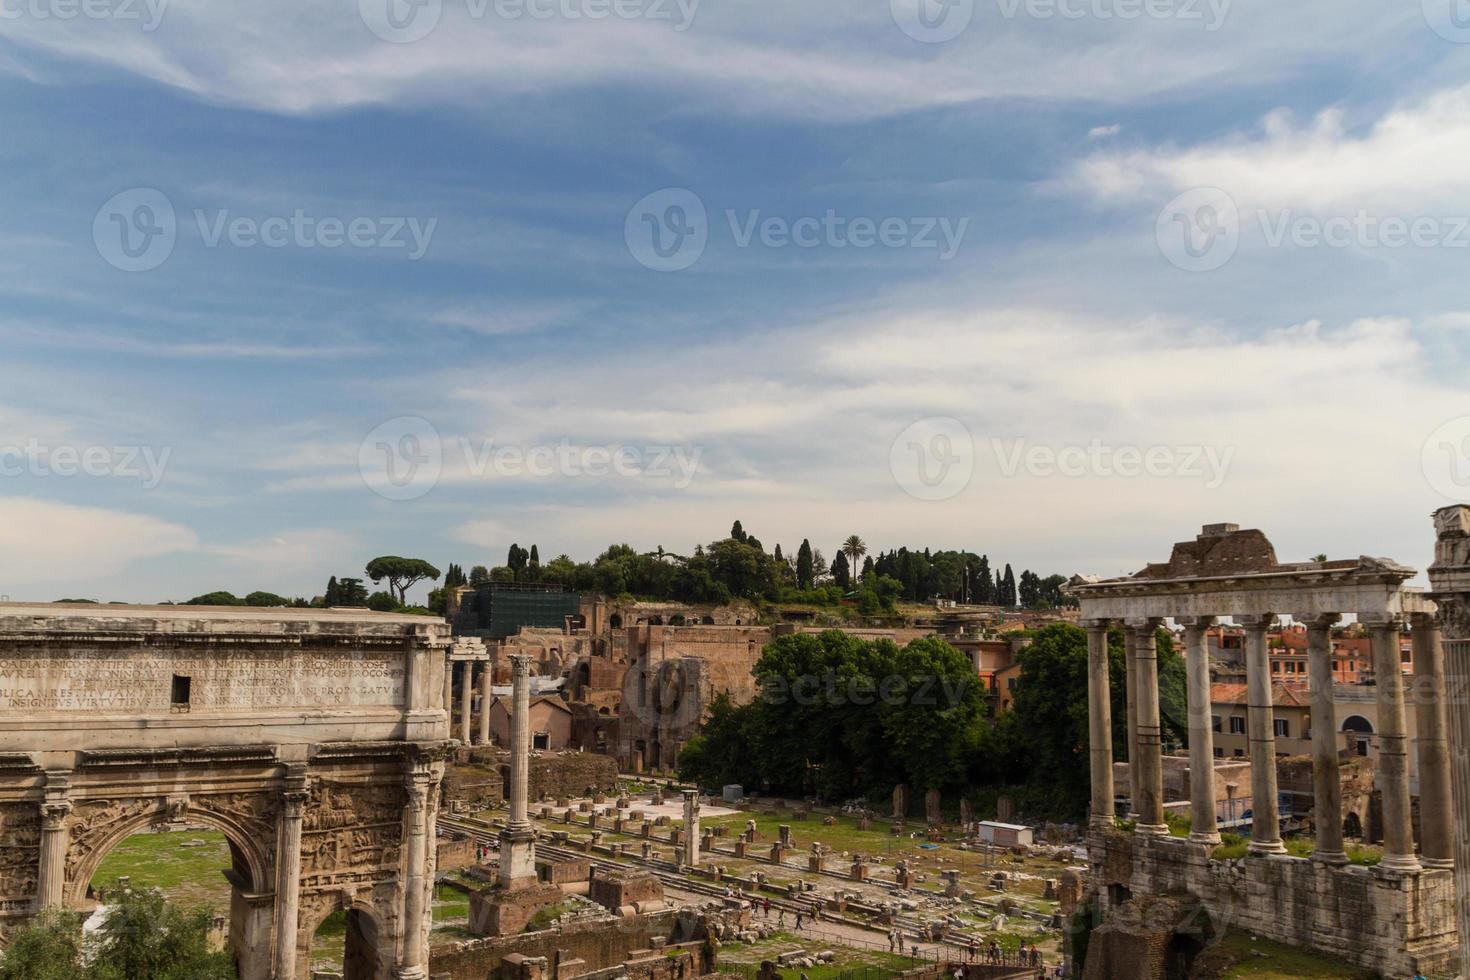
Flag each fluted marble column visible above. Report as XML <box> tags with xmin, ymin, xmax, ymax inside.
<box><xmin>273</xmin><ymin>768</ymin><xmax>309</xmax><ymax>980</ymax></box>
<box><xmin>1305</xmin><ymin>614</ymin><xmax>1347</xmax><ymax>864</ymax></box>
<box><xmin>35</xmin><ymin>773</ymin><xmax>71</xmax><ymax>910</ymax></box>
<box><xmin>1369</xmin><ymin>616</ymin><xmax>1420</xmax><ymax>873</ymax></box>
<box><xmin>1129</xmin><ymin>619</ymin><xmax>1166</xmax><ymax>835</ymax></box>
<box><xmin>442</xmin><ymin>657</ymin><xmax>454</xmax><ymax>717</ymax></box>
<box><xmin>1124</xmin><ymin>626</ymin><xmax>1139</xmax><ymax>776</ymax></box>
<box><xmin>1084</xmin><ymin>620</ymin><xmax>1115</xmax><ymax>832</ymax></box>
<box><xmin>499</xmin><ymin>654</ymin><xmax>537</xmax><ymax>889</ymax></box>
<box><xmin>1180</xmin><ymin>617</ymin><xmax>1220</xmax><ymax>844</ymax></box>
<box><xmin>1412</xmin><ymin>613</ymin><xmax>1454</xmax><ymax>869</ymax></box>
<box><xmin>397</xmin><ymin>769</ymin><xmax>434</xmax><ymax>980</ymax></box>
<box><xmin>1241</xmin><ymin>615</ymin><xmax>1284</xmax><ymax>854</ymax></box>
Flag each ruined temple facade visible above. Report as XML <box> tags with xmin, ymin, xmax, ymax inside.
<box><xmin>1072</xmin><ymin>523</ymin><xmax>1458</xmax><ymax>976</ymax></box>
<box><xmin>0</xmin><ymin>603</ymin><xmax>453</xmax><ymax>980</ymax></box>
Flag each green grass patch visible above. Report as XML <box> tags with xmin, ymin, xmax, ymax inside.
<box><xmin>91</xmin><ymin>829</ymin><xmax>232</xmax><ymax>913</ymax></box>
<box><xmin>1193</xmin><ymin>929</ymin><xmax>1374</xmax><ymax>978</ymax></box>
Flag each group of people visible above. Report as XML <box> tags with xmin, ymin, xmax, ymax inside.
<box><xmin>962</xmin><ymin>939</ymin><xmax>1049</xmax><ymax>969</ymax></box>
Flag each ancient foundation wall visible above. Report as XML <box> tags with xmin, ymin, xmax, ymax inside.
<box><xmin>428</xmin><ymin>910</ymin><xmax>680</xmax><ymax>980</ymax></box>
<box><xmin>1090</xmin><ymin>832</ymin><xmax>1457</xmax><ymax>976</ymax></box>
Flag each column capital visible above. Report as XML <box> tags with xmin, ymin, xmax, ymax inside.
<box><xmin>508</xmin><ymin>652</ymin><xmax>535</xmax><ymax>674</ymax></box>
<box><xmin>1235</xmin><ymin>613</ymin><xmax>1277</xmax><ymax>629</ymax></box>
<box><xmin>1079</xmin><ymin>618</ymin><xmax>1111</xmax><ymax>630</ymax></box>
<box><xmin>41</xmin><ymin>800</ymin><xmax>72</xmax><ymax>831</ymax></box>
<box><xmin>1176</xmin><ymin>616</ymin><xmax>1217</xmax><ymax>629</ymax></box>
<box><xmin>1301</xmin><ymin>612</ymin><xmax>1340</xmax><ymax>631</ymax></box>
<box><xmin>1124</xmin><ymin>617</ymin><xmax>1162</xmax><ymax>631</ymax></box>
<box><xmin>1359</xmin><ymin>613</ymin><xmax>1404</xmax><ymax>630</ymax></box>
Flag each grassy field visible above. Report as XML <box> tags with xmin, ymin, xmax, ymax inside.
<box><xmin>717</xmin><ymin>929</ymin><xmax>921</xmax><ymax>979</ymax></box>
<box><xmin>1192</xmin><ymin>931</ymin><xmax>1374</xmax><ymax>979</ymax></box>
<box><xmin>91</xmin><ymin>829</ymin><xmax>233</xmax><ymax>912</ymax></box>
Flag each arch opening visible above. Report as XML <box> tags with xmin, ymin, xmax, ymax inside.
<box><xmin>307</xmin><ymin>900</ymin><xmax>387</xmax><ymax>980</ymax></box>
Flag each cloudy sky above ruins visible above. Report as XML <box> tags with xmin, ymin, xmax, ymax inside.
<box><xmin>3</xmin><ymin>0</ymin><xmax>1470</xmax><ymax>601</ymax></box>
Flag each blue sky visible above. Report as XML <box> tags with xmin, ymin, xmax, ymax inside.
<box><xmin>3</xmin><ymin>0</ymin><xmax>1470</xmax><ymax>603</ymax></box>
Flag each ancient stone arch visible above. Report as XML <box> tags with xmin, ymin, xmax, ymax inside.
<box><xmin>0</xmin><ymin>603</ymin><xmax>453</xmax><ymax>980</ymax></box>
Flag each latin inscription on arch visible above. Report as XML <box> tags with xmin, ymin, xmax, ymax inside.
<box><xmin>0</xmin><ymin>648</ymin><xmax>404</xmax><ymax>712</ymax></box>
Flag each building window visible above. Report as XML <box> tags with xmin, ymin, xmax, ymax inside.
<box><xmin>170</xmin><ymin>674</ymin><xmax>191</xmax><ymax>711</ymax></box>
<box><xmin>1271</xmin><ymin>662</ymin><xmax>1281</xmax><ymax>673</ymax></box>
<box><xmin>1211</xmin><ymin>715</ymin><xmax>1221</xmax><ymax>733</ymax></box>
<box><xmin>1229</xmin><ymin>716</ymin><xmax>1245</xmax><ymax>734</ymax></box>
<box><xmin>1274</xmin><ymin>718</ymin><xmax>1290</xmax><ymax>737</ymax></box>
<box><xmin>1213</xmin><ymin>747</ymin><xmax>1223</xmax><ymax>758</ymax></box>
<box><xmin>1332</xmin><ymin>660</ymin><xmax>1339</xmax><ymax>670</ymax></box>
<box><xmin>1233</xmin><ymin>748</ymin><xmax>1245</xmax><ymax>758</ymax></box>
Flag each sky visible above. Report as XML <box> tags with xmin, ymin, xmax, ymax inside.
<box><xmin>3</xmin><ymin>0</ymin><xmax>1470</xmax><ymax>604</ymax></box>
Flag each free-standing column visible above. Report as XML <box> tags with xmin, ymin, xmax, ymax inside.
<box><xmin>459</xmin><ymin>662</ymin><xmax>473</xmax><ymax>745</ymax></box>
<box><xmin>478</xmin><ymin>660</ymin><xmax>493</xmax><ymax>745</ymax></box>
<box><xmin>1124</xmin><ymin>626</ymin><xmax>1139</xmax><ymax>775</ymax></box>
<box><xmin>36</xmin><ymin>771</ymin><xmax>71</xmax><ymax>910</ymax></box>
<box><xmin>1305</xmin><ymin>614</ymin><xmax>1347</xmax><ymax>864</ymax></box>
<box><xmin>397</xmin><ymin>768</ymin><xmax>434</xmax><ymax>980</ymax></box>
<box><xmin>498</xmin><ymin>654</ymin><xmax>537</xmax><ymax>889</ymax></box>
<box><xmin>1412</xmin><ymin>613</ymin><xmax>1454</xmax><ymax>869</ymax></box>
<box><xmin>683</xmin><ymin>790</ymin><xmax>701</xmax><ymax>866</ymax></box>
<box><xmin>1129</xmin><ymin>619</ymin><xmax>1167</xmax><ymax>835</ymax></box>
<box><xmin>273</xmin><ymin>767</ymin><xmax>309</xmax><ymax>980</ymax></box>
<box><xmin>1180</xmin><ymin>618</ymin><xmax>1220</xmax><ymax>844</ymax></box>
<box><xmin>1241</xmin><ymin>615</ymin><xmax>1285</xmax><ymax>854</ymax></box>
<box><xmin>1426</xmin><ymin>504</ymin><xmax>1470</xmax><ymax>976</ymax></box>
<box><xmin>1369</xmin><ymin>616</ymin><xmax>1420</xmax><ymax>873</ymax></box>
<box><xmin>1084</xmin><ymin>620</ymin><xmax>1115</xmax><ymax>832</ymax></box>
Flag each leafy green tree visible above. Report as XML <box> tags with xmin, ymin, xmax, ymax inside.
<box><xmin>336</xmin><ymin>577</ymin><xmax>369</xmax><ymax>606</ymax></box>
<box><xmin>367</xmin><ymin>591</ymin><xmax>399</xmax><ymax>612</ymax></box>
<box><xmin>730</xmin><ymin>520</ymin><xmax>747</xmax><ymax>543</ymax></box>
<box><xmin>365</xmin><ymin>556</ymin><xmax>441</xmax><ymax>604</ymax></box>
<box><xmin>184</xmin><ymin>591</ymin><xmax>242</xmax><ymax>606</ymax></box>
<box><xmin>468</xmin><ymin>565</ymin><xmax>491</xmax><ymax>586</ymax></box>
<box><xmin>244</xmin><ymin>591</ymin><xmax>290</xmax><ymax>607</ymax></box>
<box><xmin>89</xmin><ymin>888</ymin><xmax>234</xmax><ymax>980</ymax></box>
<box><xmin>0</xmin><ymin>907</ymin><xmax>84</xmax><ymax>980</ymax></box>
<box><xmin>324</xmin><ymin>576</ymin><xmax>340</xmax><ymax>606</ymax></box>
<box><xmin>830</xmin><ymin>551</ymin><xmax>850</xmax><ymax>590</ymax></box>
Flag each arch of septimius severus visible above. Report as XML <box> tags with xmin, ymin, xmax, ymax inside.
<box><xmin>0</xmin><ymin>603</ymin><xmax>456</xmax><ymax>980</ymax></box>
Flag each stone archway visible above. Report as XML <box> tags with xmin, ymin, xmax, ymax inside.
<box><xmin>299</xmin><ymin>891</ymin><xmax>392</xmax><ymax>980</ymax></box>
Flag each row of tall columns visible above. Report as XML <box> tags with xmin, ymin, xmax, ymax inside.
<box><xmin>443</xmin><ymin>659</ymin><xmax>494</xmax><ymax>745</ymax></box>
